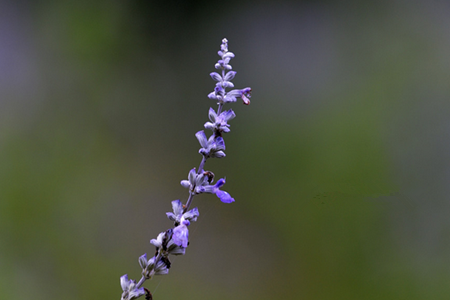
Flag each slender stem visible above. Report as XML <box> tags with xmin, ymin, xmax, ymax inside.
<box><xmin>217</xmin><ymin>103</ymin><xmax>223</xmax><ymax>115</ymax></box>
<box><xmin>197</xmin><ymin>156</ymin><xmax>207</xmax><ymax>174</ymax></box>
<box><xmin>183</xmin><ymin>192</ymin><xmax>195</xmax><ymax>213</ymax></box>
<box><xmin>135</xmin><ymin>276</ymin><xmax>146</xmax><ymax>291</ymax></box>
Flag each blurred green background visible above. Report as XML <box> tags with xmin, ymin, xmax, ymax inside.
<box><xmin>1</xmin><ymin>0</ymin><xmax>450</xmax><ymax>299</ymax></box>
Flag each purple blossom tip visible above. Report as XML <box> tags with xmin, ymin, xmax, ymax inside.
<box><xmin>216</xmin><ymin>190</ymin><xmax>235</xmax><ymax>203</ymax></box>
<box><xmin>214</xmin><ymin>178</ymin><xmax>226</xmax><ymax>188</ymax></box>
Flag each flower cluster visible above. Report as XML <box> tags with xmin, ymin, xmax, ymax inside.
<box><xmin>180</xmin><ymin>168</ymin><xmax>234</xmax><ymax>203</ymax></box>
<box><xmin>120</xmin><ymin>38</ymin><xmax>251</xmax><ymax>300</ymax></box>
<box><xmin>208</xmin><ymin>40</ymin><xmax>252</xmax><ymax>105</ymax></box>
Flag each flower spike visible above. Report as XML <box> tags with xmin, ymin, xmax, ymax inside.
<box><xmin>120</xmin><ymin>38</ymin><xmax>251</xmax><ymax>300</ymax></box>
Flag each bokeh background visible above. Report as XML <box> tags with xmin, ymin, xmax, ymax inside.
<box><xmin>1</xmin><ymin>0</ymin><xmax>450</xmax><ymax>299</ymax></box>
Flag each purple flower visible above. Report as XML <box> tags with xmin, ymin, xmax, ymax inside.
<box><xmin>147</xmin><ymin>256</ymin><xmax>170</xmax><ymax>275</ymax></box>
<box><xmin>196</xmin><ymin>130</ymin><xmax>226</xmax><ymax>158</ymax></box>
<box><xmin>150</xmin><ymin>230</ymin><xmax>186</xmax><ymax>256</ymax></box>
<box><xmin>180</xmin><ymin>168</ymin><xmax>212</xmax><ymax>194</ymax></box>
<box><xmin>208</xmin><ymin>39</ymin><xmax>252</xmax><ymax>105</ymax></box>
<box><xmin>172</xmin><ymin>219</ymin><xmax>190</xmax><ymax>248</ymax></box>
<box><xmin>204</xmin><ymin>108</ymin><xmax>236</xmax><ymax>133</ymax></box>
<box><xmin>210</xmin><ymin>70</ymin><xmax>236</xmax><ymax>88</ymax></box>
<box><xmin>208</xmin><ymin>85</ymin><xmax>225</xmax><ymax>102</ymax></box>
<box><xmin>182</xmin><ymin>206</ymin><xmax>199</xmax><ymax>222</ymax></box>
<box><xmin>224</xmin><ymin>87</ymin><xmax>252</xmax><ymax>105</ymax></box>
<box><xmin>181</xmin><ymin>171</ymin><xmax>235</xmax><ymax>203</ymax></box>
<box><xmin>214</xmin><ymin>38</ymin><xmax>234</xmax><ymax>70</ymax></box>
<box><xmin>203</xmin><ymin>178</ymin><xmax>235</xmax><ymax>203</ymax></box>
<box><xmin>166</xmin><ymin>200</ymin><xmax>183</xmax><ymax>220</ymax></box>
<box><xmin>216</xmin><ymin>190</ymin><xmax>235</xmax><ymax>203</ymax></box>
<box><xmin>180</xmin><ymin>168</ymin><xmax>197</xmax><ymax>190</ymax></box>
<box><xmin>166</xmin><ymin>199</ymin><xmax>199</xmax><ymax>224</ymax></box>
<box><xmin>120</xmin><ymin>274</ymin><xmax>145</xmax><ymax>300</ymax></box>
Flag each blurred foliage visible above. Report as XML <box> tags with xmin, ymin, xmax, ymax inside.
<box><xmin>1</xmin><ymin>0</ymin><xmax>450</xmax><ymax>300</ymax></box>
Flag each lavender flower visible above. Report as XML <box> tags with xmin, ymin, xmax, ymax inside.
<box><xmin>172</xmin><ymin>219</ymin><xmax>190</xmax><ymax>248</ymax></box>
<box><xmin>203</xmin><ymin>178</ymin><xmax>235</xmax><ymax>203</ymax></box>
<box><xmin>120</xmin><ymin>275</ymin><xmax>145</xmax><ymax>300</ymax></box>
<box><xmin>225</xmin><ymin>87</ymin><xmax>252</xmax><ymax>105</ymax></box>
<box><xmin>179</xmin><ymin>169</ymin><xmax>233</xmax><ymax>202</ymax></box>
<box><xmin>180</xmin><ymin>168</ymin><xmax>212</xmax><ymax>194</ymax></box>
<box><xmin>196</xmin><ymin>130</ymin><xmax>226</xmax><ymax>158</ymax></box>
<box><xmin>150</xmin><ymin>230</ymin><xmax>186</xmax><ymax>256</ymax></box>
<box><xmin>204</xmin><ymin>107</ymin><xmax>236</xmax><ymax>133</ymax></box>
<box><xmin>146</xmin><ymin>256</ymin><xmax>169</xmax><ymax>275</ymax></box>
<box><xmin>120</xmin><ymin>38</ymin><xmax>251</xmax><ymax>300</ymax></box>
<box><xmin>166</xmin><ymin>199</ymin><xmax>199</xmax><ymax>225</ymax></box>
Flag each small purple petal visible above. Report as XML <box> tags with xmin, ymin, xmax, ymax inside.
<box><xmin>120</xmin><ymin>274</ymin><xmax>130</xmax><ymax>291</ymax></box>
<box><xmin>214</xmin><ymin>178</ymin><xmax>226</xmax><ymax>188</ymax></box>
<box><xmin>204</xmin><ymin>121</ymin><xmax>214</xmax><ymax>130</ymax></box>
<box><xmin>138</xmin><ymin>254</ymin><xmax>148</xmax><ymax>269</ymax></box>
<box><xmin>222</xmin><ymin>81</ymin><xmax>234</xmax><ymax>88</ymax></box>
<box><xmin>208</xmin><ymin>91</ymin><xmax>218</xmax><ymax>99</ymax></box>
<box><xmin>166</xmin><ymin>212</ymin><xmax>176</xmax><ymax>221</ymax></box>
<box><xmin>196</xmin><ymin>131</ymin><xmax>208</xmax><ymax>148</ymax></box>
<box><xmin>224</xmin><ymin>71</ymin><xmax>236</xmax><ymax>81</ymax></box>
<box><xmin>195</xmin><ymin>185</ymin><xmax>206</xmax><ymax>194</ymax></box>
<box><xmin>180</xmin><ymin>180</ymin><xmax>190</xmax><ymax>188</ymax></box>
<box><xmin>223</xmin><ymin>93</ymin><xmax>237</xmax><ymax>103</ymax></box>
<box><xmin>223</xmin><ymin>52</ymin><xmax>235</xmax><ymax>59</ymax></box>
<box><xmin>215</xmin><ymin>136</ymin><xmax>225</xmax><ymax>150</ymax></box>
<box><xmin>216</xmin><ymin>190</ymin><xmax>235</xmax><ymax>203</ymax></box>
<box><xmin>172</xmin><ymin>224</ymin><xmax>189</xmax><ymax>248</ymax></box>
<box><xmin>130</xmin><ymin>288</ymin><xmax>145</xmax><ymax>299</ymax></box>
<box><xmin>171</xmin><ymin>200</ymin><xmax>183</xmax><ymax>216</ymax></box>
<box><xmin>150</xmin><ymin>232</ymin><xmax>166</xmax><ymax>248</ymax></box>
<box><xmin>221</xmin><ymin>109</ymin><xmax>236</xmax><ymax>122</ymax></box>
<box><xmin>210</xmin><ymin>72</ymin><xmax>222</xmax><ymax>82</ymax></box>
<box><xmin>208</xmin><ymin>107</ymin><xmax>217</xmax><ymax>122</ymax></box>
<box><xmin>188</xmin><ymin>168</ymin><xmax>196</xmax><ymax>185</ymax></box>
<box><xmin>214</xmin><ymin>84</ymin><xmax>225</xmax><ymax>94</ymax></box>
<box><xmin>213</xmin><ymin>151</ymin><xmax>226</xmax><ymax>158</ymax></box>
<box><xmin>183</xmin><ymin>207</ymin><xmax>199</xmax><ymax>221</ymax></box>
